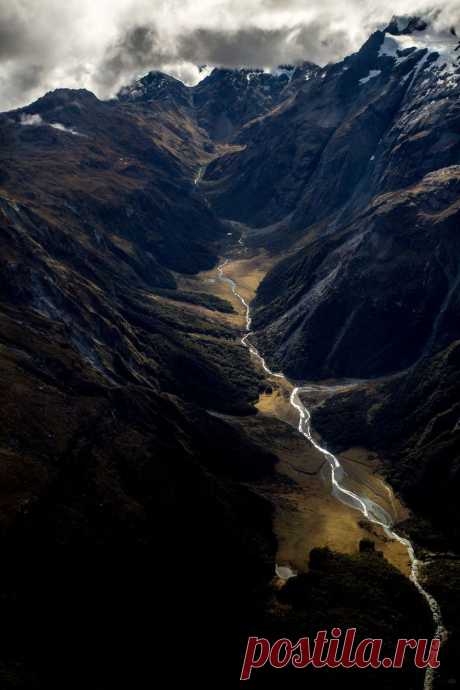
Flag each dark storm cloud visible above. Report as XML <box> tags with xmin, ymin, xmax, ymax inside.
<box><xmin>0</xmin><ymin>8</ymin><xmax>28</xmax><ymax>58</ymax></box>
<box><xmin>96</xmin><ymin>26</ymin><xmax>166</xmax><ymax>89</ymax></box>
<box><xmin>0</xmin><ymin>1</ymin><xmax>82</xmax><ymax>110</ymax></box>
<box><xmin>8</xmin><ymin>63</ymin><xmax>46</xmax><ymax>93</ymax></box>
<box><xmin>179</xmin><ymin>21</ymin><xmax>355</xmax><ymax>67</ymax></box>
<box><xmin>98</xmin><ymin>24</ymin><xmax>309</xmax><ymax>85</ymax></box>
<box><xmin>179</xmin><ymin>26</ymin><xmax>306</xmax><ymax>67</ymax></box>
<box><xmin>97</xmin><ymin>19</ymin><xmax>354</xmax><ymax>94</ymax></box>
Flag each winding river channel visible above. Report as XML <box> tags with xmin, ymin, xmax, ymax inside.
<box><xmin>217</xmin><ymin>252</ymin><xmax>446</xmax><ymax>690</ymax></box>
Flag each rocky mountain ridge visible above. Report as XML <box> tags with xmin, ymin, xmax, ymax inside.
<box><xmin>117</xmin><ymin>60</ymin><xmax>319</xmax><ymax>142</ymax></box>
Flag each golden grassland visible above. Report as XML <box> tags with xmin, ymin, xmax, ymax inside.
<box><xmin>189</xmin><ymin>247</ymin><xmax>412</xmax><ymax>576</ymax></box>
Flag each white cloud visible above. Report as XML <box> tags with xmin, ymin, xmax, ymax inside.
<box><xmin>19</xmin><ymin>113</ymin><xmax>43</xmax><ymax>126</ymax></box>
<box><xmin>1</xmin><ymin>0</ymin><xmax>459</xmax><ymax>111</ymax></box>
<box><xmin>18</xmin><ymin>113</ymin><xmax>85</xmax><ymax>136</ymax></box>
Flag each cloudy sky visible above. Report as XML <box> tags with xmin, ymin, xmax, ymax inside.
<box><xmin>1</xmin><ymin>0</ymin><xmax>458</xmax><ymax>111</ymax></box>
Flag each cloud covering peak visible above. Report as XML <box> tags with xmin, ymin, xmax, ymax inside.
<box><xmin>1</xmin><ymin>0</ymin><xmax>459</xmax><ymax>111</ymax></box>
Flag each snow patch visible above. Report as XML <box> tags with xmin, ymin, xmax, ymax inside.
<box><xmin>245</xmin><ymin>71</ymin><xmax>259</xmax><ymax>83</ymax></box>
<box><xmin>359</xmin><ymin>69</ymin><xmax>381</xmax><ymax>84</ymax></box>
<box><xmin>380</xmin><ymin>25</ymin><xmax>460</xmax><ymax>74</ymax></box>
<box><xmin>379</xmin><ymin>34</ymin><xmax>415</xmax><ymax>59</ymax></box>
<box><xmin>50</xmin><ymin>122</ymin><xmax>82</xmax><ymax>136</ymax></box>
<box><xmin>379</xmin><ymin>22</ymin><xmax>460</xmax><ymax>94</ymax></box>
<box><xmin>243</xmin><ymin>69</ymin><xmax>266</xmax><ymax>83</ymax></box>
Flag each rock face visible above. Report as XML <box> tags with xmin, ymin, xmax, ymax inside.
<box><xmin>192</xmin><ymin>63</ymin><xmax>318</xmax><ymax>141</ymax></box>
<box><xmin>118</xmin><ymin>63</ymin><xmax>318</xmax><ymax>142</ymax></box>
<box><xmin>206</xmin><ymin>19</ymin><xmax>460</xmax><ymax>230</ymax></box>
<box><xmin>237</xmin><ymin>18</ymin><xmax>460</xmax><ymax>380</ymax></box>
<box><xmin>253</xmin><ymin>167</ymin><xmax>460</xmax><ymax>379</ymax></box>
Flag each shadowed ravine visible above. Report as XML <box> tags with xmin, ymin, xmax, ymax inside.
<box><xmin>217</xmin><ymin>250</ymin><xmax>446</xmax><ymax>690</ymax></box>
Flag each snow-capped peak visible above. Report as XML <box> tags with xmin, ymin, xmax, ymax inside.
<box><xmin>380</xmin><ymin>15</ymin><xmax>460</xmax><ymax>76</ymax></box>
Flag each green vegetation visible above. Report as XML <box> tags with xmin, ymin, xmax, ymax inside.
<box><xmin>255</xmin><ymin>546</ymin><xmax>434</xmax><ymax>689</ymax></box>
<box><xmin>152</xmin><ymin>287</ymin><xmax>235</xmax><ymax>314</ymax></box>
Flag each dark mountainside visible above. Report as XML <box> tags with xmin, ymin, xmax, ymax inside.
<box><xmin>203</xmin><ymin>18</ymin><xmax>460</xmax><ymax>543</ymax></box>
<box><xmin>0</xmin><ymin>14</ymin><xmax>458</xmax><ymax>689</ymax></box>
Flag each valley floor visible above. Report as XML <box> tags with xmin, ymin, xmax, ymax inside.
<box><xmin>178</xmin><ymin>240</ymin><xmax>414</xmax><ymax>578</ymax></box>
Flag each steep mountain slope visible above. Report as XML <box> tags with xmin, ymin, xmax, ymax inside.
<box><xmin>2</xmin><ymin>87</ymin><xmax>221</xmax><ymax>276</ymax></box>
<box><xmin>118</xmin><ymin>63</ymin><xmax>319</xmax><ymax>143</ymax></box>
<box><xmin>1</xmin><ymin>86</ymin><xmax>277</xmax><ymax>410</ymax></box>
<box><xmin>192</xmin><ymin>63</ymin><xmax>318</xmax><ymax>141</ymax></box>
<box><xmin>0</xmin><ymin>73</ymin><xmax>282</xmax><ymax>688</ymax></box>
<box><xmin>253</xmin><ymin>166</ymin><xmax>460</xmax><ymax>379</ymax></box>
<box><xmin>205</xmin><ymin>18</ymin><xmax>460</xmax><ymax>230</ymax></box>
<box><xmin>0</xmin><ymin>62</ymin><xmax>335</xmax><ymax>687</ymax></box>
<box><xmin>240</xmin><ymin>20</ymin><xmax>460</xmax><ymax>584</ymax></box>
<box><xmin>310</xmin><ymin>338</ymin><xmax>460</xmax><ymax>550</ymax></box>
<box><xmin>241</xmin><ymin>18</ymin><xmax>460</xmax><ymax>380</ymax></box>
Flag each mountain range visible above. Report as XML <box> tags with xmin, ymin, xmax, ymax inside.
<box><xmin>1</xmin><ymin>14</ymin><xmax>459</xmax><ymax>689</ymax></box>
